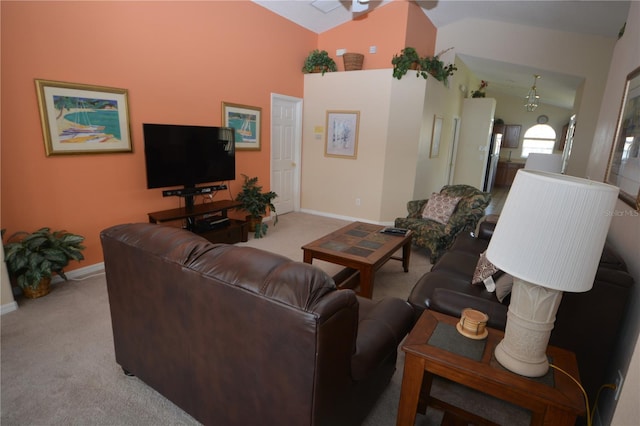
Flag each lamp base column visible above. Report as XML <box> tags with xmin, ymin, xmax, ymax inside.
<box><xmin>494</xmin><ymin>278</ymin><xmax>563</xmax><ymax>377</ymax></box>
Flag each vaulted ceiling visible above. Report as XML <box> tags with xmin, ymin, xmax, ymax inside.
<box><xmin>253</xmin><ymin>0</ymin><xmax>630</xmax><ymax>109</ymax></box>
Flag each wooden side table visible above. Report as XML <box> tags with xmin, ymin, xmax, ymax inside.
<box><xmin>396</xmin><ymin>311</ymin><xmax>585</xmax><ymax>426</ymax></box>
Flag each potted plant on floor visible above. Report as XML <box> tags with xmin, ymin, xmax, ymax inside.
<box><xmin>2</xmin><ymin>227</ymin><xmax>85</xmax><ymax>298</ymax></box>
<box><xmin>302</xmin><ymin>49</ymin><xmax>337</xmax><ymax>75</ymax></box>
<box><xmin>235</xmin><ymin>174</ymin><xmax>278</xmax><ymax>238</ymax></box>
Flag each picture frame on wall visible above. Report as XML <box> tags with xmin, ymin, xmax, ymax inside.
<box><xmin>222</xmin><ymin>102</ymin><xmax>261</xmax><ymax>151</ymax></box>
<box><xmin>35</xmin><ymin>79</ymin><xmax>132</xmax><ymax>156</ymax></box>
<box><xmin>325</xmin><ymin>110</ymin><xmax>360</xmax><ymax>159</ymax></box>
<box><xmin>430</xmin><ymin>115</ymin><xmax>443</xmax><ymax>158</ymax></box>
<box><xmin>605</xmin><ymin>65</ymin><xmax>640</xmax><ymax>210</ymax></box>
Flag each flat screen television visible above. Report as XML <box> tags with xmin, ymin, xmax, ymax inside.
<box><xmin>143</xmin><ymin>123</ymin><xmax>236</xmax><ymax>191</ymax></box>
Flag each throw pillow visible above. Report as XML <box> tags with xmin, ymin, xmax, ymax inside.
<box><xmin>421</xmin><ymin>193</ymin><xmax>462</xmax><ymax>225</ymax></box>
<box><xmin>495</xmin><ymin>273</ymin><xmax>514</xmax><ymax>303</ymax></box>
<box><xmin>471</xmin><ymin>251</ymin><xmax>502</xmax><ymax>292</ymax></box>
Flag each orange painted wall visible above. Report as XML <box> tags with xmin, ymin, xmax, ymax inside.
<box><xmin>1</xmin><ymin>1</ymin><xmax>316</xmax><ymax>269</ymax></box>
<box><xmin>318</xmin><ymin>0</ymin><xmax>436</xmax><ymax>71</ymax></box>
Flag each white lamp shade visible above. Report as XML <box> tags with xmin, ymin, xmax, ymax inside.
<box><xmin>524</xmin><ymin>153</ymin><xmax>563</xmax><ymax>173</ymax></box>
<box><xmin>486</xmin><ymin>170</ymin><xmax>619</xmax><ymax>292</ymax></box>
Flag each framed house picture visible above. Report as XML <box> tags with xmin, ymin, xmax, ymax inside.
<box><xmin>222</xmin><ymin>102</ymin><xmax>261</xmax><ymax>151</ymax></box>
<box><xmin>35</xmin><ymin>79</ymin><xmax>132</xmax><ymax>156</ymax></box>
<box><xmin>325</xmin><ymin>110</ymin><xmax>359</xmax><ymax>159</ymax></box>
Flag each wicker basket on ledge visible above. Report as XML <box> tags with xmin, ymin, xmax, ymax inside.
<box><xmin>343</xmin><ymin>53</ymin><xmax>364</xmax><ymax>71</ymax></box>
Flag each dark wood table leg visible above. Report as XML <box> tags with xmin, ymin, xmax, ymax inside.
<box><xmin>303</xmin><ymin>250</ymin><xmax>312</xmax><ymax>264</ymax></box>
<box><xmin>359</xmin><ymin>266</ymin><xmax>374</xmax><ymax>298</ymax></box>
<box><xmin>402</xmin><ymin>238</ymin><xmax>412</xmax><ymax>272</ymax></box>
<box><xmin>396</xmin><ymin>352</ymin><xmax>427</xmax><ymax>426</ymax></box>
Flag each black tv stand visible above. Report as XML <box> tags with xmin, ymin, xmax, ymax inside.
<box><xmin>147</xmin><ymin>200</ymin><xmax>248</xmax><ymax>244</ymax></box>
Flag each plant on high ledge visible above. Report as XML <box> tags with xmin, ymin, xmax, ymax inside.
<box><xmin>2</xmin><ymin>227</ymin><xmax>85</xmax><ymax>298</ymax></box>
<box><xmin>302</xmin><ymin>49</ymin><xmax>337</xmax><ymax>76</ymax></box>
<box><xmin>234</xmin><ymin>174</ymin><xmax>278</xmax><ymax>238</ymax></box>
<box><xmin>391</xmin><ymin>47</ymin><xmax>457</xmax><ymax>85</ymax></box>
<box><xmin>472</xmin><ymin>80</ymin><xmax>489</xmax><ymax>98</ymax></box>
<box><xmin>391</xmin><ymin>47</ymin><xmax>422</xmax><ymax>79</ymax></box>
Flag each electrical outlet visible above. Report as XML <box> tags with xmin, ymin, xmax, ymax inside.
<box><xmin>355</xmin><ymin>198</ymin><xmax>361</xmax><ymax>206</ymax></box>
<box><xmin>614</xmin><ymin>370</ymin><xmax>624</xmax><ymax>400</ymax></box>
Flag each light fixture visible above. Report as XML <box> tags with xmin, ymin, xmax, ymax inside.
<box><xmin>524</xmin><ymin>74</ymin><xmax>541</xmax><ymax>112</ymax></box>
<box><xmin>486</xmin><ymin>170</ymin><xmax>618</xmax><ymax>377</ymax></box>
<box><xmin>351</xmin><ymin>0</ymin><xmax>369</xmax><ymax>13</ymax></box>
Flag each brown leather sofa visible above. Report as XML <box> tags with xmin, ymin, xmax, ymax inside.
<box><xmin>407</xmin><ymin>221</ymin><xmax>635</xmax><ymax>405</ymax></box>
<box><xmin>100</xmin><ymin>223</ymin><xmax>414</xmax><ymax>426</ymax></box>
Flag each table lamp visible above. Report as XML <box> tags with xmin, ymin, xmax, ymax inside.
<box><xmin>486</xmin><ymin>170</ymin><xmax>619</xmax><ymax>377</ymax></box>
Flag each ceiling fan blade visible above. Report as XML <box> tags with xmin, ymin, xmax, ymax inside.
<box><xmin>351</xmin><ymin>0</ymin><xmax>369</xmax><ymax>13</ymax></box>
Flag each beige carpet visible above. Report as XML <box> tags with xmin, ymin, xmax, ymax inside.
<box><xmin>1</xmin><ymin>212</ymin><xmax>528</xmax><ymax>426</ymax></box>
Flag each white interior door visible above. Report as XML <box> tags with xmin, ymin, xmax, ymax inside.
<box><xmin>271</xmin><ymin>94</ymin><xmax>302</xmax><ymax>215</ymax></box>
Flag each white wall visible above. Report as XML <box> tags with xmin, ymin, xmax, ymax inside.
<box><xmin>453</xmin><ymin>98</ymin><xmax>496</xmax><ymax>188</ymax></box>
<box><xmin>587</xmin><ymin>3</ymin><xmax>640</xmax><ymax>425</ymax></box>
<box><xmin>435</xmin><ymin>18</ymin><xmax>616</xmax><ymax>179</ymax></box>
<box><xmin>302</xmin><ymin>69</ymin><xmax>426</xmax><ymax>224</ymax></box>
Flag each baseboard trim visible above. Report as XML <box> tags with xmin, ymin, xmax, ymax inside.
<box><xmin>51</xmin><ymin>262</ymin><xmax>106</xmax><ymax>284</ymax></box>
<box><xmin>298</xmin><ymin>209</ymin><xmax>395</xmax><ymax>226</ymax></box>
<box><xmin>1</xmin><ymin>301</ymin><xmax>18</xmax><ymax>315</ymax></box>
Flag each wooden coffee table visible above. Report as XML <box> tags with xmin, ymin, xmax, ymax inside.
<box><xmin>301</xmin><ymin>222</ymin><xmax>412</xmax><ymax>298</ymax></box>
<box><xmin>397</xmin><ymin>311</ymin><xmax>585</xmax><ymax>426</ymax></box>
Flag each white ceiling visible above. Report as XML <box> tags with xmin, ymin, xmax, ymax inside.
<box><xmin>253</xmin><ymin>0</ymin><xmax>630</xmax><ymax>109</ymax></box>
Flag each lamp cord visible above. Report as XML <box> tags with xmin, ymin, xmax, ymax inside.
<box><xmin>549</xmin><ymin>364</ymin><xmax>618</xmax><ymax>426</ymax></box>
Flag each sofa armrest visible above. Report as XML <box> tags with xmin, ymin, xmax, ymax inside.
<box><xmin>351</xmin><ymin>297</ymin><xmax>414</xmax><ymax>381</ymax></box>
<box><xmin>429</xmin><ymin>288</ymin><xmax>508</xmax><ymax>330</ymax></box>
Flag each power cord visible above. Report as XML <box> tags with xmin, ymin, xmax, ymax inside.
<box><xmin>549</xmin><ymin>363</ymin><xmax>618</xmax><ymax>426</ymax></box>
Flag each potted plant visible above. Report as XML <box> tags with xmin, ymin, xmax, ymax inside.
<box><xmin>472</xmin><ymin>80</ymin><xmax>488</xmax><ymax>98</ymax></box>
<box><xmin>2</xmin><ymin>227</ymin><xmax>85</xmax><ymax>298</ymax></box>
<box><xmin>391</xmin><ymin>47</ymin><xmax>421</xmax><ymax>79</ymax></box>
<box><xmin>302</xmin><ymin>49</ymin><xmax>337</xmax><ymax>75</ymax></box>
<box><xmin>391</xmin><ymin>47</ymin><xmax>457</xmax><ymax>85</ymax></box>
<box><xmin>235</xmin><ymin>174</ymin><xmax>278</xmax><ymax>238</ymax></box>
<box><xmin>420</xmin><ymin>55</ymin><xmax>458</xmax><ymax>86</ymax></box>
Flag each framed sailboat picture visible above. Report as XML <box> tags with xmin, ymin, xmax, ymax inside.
<box><xmin>35</xmin><ymin>79</ymin><xmax>132</xmax><ymax>156</ymax></box>
<box><xmin>222</xmin><ymin>102</ymin><xmax>261</xmax><ymax>151</ymax></box>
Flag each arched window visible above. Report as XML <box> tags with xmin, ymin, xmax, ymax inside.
<box><xmin>521</xmin><ymin>124</ymin><xmax>556</xmax><ymax>157</ymax></box>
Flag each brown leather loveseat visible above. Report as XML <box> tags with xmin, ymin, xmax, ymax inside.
<box><xmin>101</xmin><ymin>223</ymin><xmax>414</xmax><ymax>426</ymax></box>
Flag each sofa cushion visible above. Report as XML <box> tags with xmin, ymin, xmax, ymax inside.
<box><xmin>421</xmin><ymin>193</ymin><xmax>462</xmax><ymax>224</ymax></box>
<box><xmin>494</xmin><ymin>273</ymin><xmax>514</xmax><ymax>302</ymax></box>
<box><xmin>471</xmin><ymin>251</ymin><xmax>499</xmax><ymax>285</ymax></box>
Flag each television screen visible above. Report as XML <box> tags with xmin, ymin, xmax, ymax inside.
<box><xmin>143</xmin><ymin>124</ymin><xmax>235</xmax><ymax>189</ymax></box>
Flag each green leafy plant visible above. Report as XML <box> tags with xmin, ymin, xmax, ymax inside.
<box><xmin>3</xmin><ymin>228</ymin><xmax>85</xmax><ymax>290</ymax></box>
<box><xmin>420</xmin><ymin>56</ymin><xmax>457</xmax><ymax>86</ymax></box>
<box><xmin>391</xmin><ymin>47</ymin><xmax>457</xmax><ymax>85</ymax></box>
<box><xmin>302</xmin><ymin>49</ymin><xmax>337</xmax><ymax>75</ymax></box>
<box><xmin>391</xmin><ymin>47</ymin><xmax>421</xmax><ymax>79</ymax></box>
<box><xmin>235</xmin><ymin>174</ymin><xmax>278</xmax><ymax>238</ymax></box>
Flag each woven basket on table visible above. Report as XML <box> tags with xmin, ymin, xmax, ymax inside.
<box><xmin>343</xmin><ymin>53</ymin><xmax>364</xmax><ymax>71</ymax></box>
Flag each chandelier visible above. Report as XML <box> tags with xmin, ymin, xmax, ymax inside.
<box><xmin>525</xmin><ymin>74</ymin><xmax>541</xmax><ymax>112</ymax></box>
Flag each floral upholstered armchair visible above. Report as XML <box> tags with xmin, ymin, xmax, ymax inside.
<box><xmin>394</xmin><ymin>185</ymin><xmax>491</xmax><ymax>262</ymax></box>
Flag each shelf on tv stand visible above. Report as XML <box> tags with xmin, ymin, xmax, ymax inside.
<box><xmin>147</xmin><ymin>199</ymin><xmax>248</xmax><ymax>244</ymax></box>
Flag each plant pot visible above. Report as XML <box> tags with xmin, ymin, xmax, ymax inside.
<box><xmin>311</xmin><ymin>65</ymin><xmax>328</xmax><ymax>74</ymax></box>
<box><xmin>246</xmin><ymin>215</ymin><xmax>262</xmax><ymax>232</ymax></box>
<box><xmin>343</xmin><ymin>53</ymin><xmax>364</xmax><ymax>71</ymax></box>
<box><xmin>22</xmin><ymin>277</ymin><xmax>51</xmax><ymax>299</ymax></box>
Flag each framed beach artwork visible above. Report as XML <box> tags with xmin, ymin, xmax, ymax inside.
<box><xmin>325</xmin><ymin>110</ymin><xmax>359</xmax><ymax>159</ymax></box>
<box><xmin>35</xmin><ymin>79</ymin><xmax>132</xmax><ymax>156</ymax></box>
<box><xmin>222</xmin><ymin>102</ymin><xmax>261</xmax><ymax>151</ymax></box>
